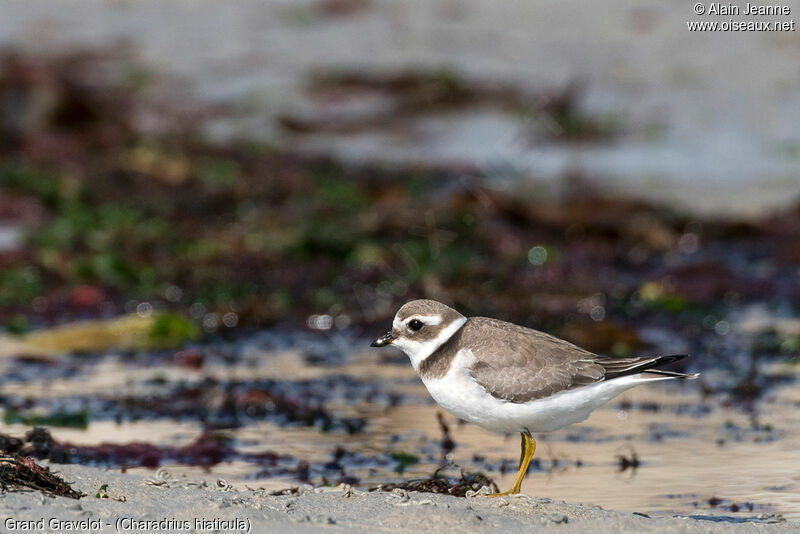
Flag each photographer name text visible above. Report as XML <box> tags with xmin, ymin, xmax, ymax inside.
<box><xmin>700</xmin><ymin>3</ymin><xmax>790</xmax><ymax>15</ymax></box>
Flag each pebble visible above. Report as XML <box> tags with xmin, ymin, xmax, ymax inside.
<box><xmin>539</xmin><ymin>513</ymin><xmax>569</xmax><ymax>525</ymax></box>
<box><xmin>757</xmin><ymin>514</ymin><xmax>786</xmax><ymax>524</ymax></box>
<box><xmin>391</xmin><ymin>488</ymin><xmax>409</xmax><ymax>502</ymax></box>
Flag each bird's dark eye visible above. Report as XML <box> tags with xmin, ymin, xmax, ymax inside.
<box><xmin>408</xmin><ymin>319</ymin><xmax>423</xmax><ymax>331</ymax></box>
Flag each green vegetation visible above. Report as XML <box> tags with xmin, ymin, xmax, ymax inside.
<box><xmin>390</xmin><ymin>451</ymin><xmax>419</xmax><ymax>474</ymax></box>
<box><xmin>95</xmin><ymin>484</ymin><xmax>110</xmax><ymax>499</ymax></box>
<box><xmin>0</xmin><ymin>162</ymin><xmax>63</xmax><ymax>208</ymax></box>
<box><xmin>3</xmin><ymin>408</ymin><xmax>90</xmax><ymax>429</ymax></box>
<box><xmin>0</xmin><ymin>268</ymin><xmax>42</xmax><ymax>307</ymax></box>
<box><xmin>0</xmin><ymin>51</ymin><xmax>794</xmax><ymax>344</ymax></box>
<box><xmin>149</xmin><ymin>312</ymin><xmax>201</xmax><ymax>348</ymax></box>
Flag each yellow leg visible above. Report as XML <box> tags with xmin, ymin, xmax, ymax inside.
<box><xmin>486</xmin><ymin>430</ymin><xmax>536</xmax><ymax>497</ymax></box>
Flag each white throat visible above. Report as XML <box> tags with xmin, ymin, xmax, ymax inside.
<box><xmin>393</xmin><ymin>316</ymin><xmax>467</xmax><ymax>372</ymax></box>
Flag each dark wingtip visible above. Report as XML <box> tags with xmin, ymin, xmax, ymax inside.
<box><xmin>601</xmin><ymin>353</ymin><xmax>694</xmax><ymax>380</ymax></box>
<box><xmin>656</xmin><ymin>354</ymin><xmax>690</xmax><ymax>365</ymax></box>
<box><xmin>651</xmin><ymin>354</ymin><xmax>697</xmax><ymax>379</ymax></box>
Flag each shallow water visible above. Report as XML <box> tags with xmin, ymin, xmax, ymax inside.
<box><xmin>1</xmin><ymin>343</ymin><xmax>798</xmax><ymax>520</ymax></box>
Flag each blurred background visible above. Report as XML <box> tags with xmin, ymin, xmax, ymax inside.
<box><xmin>0</xmin><ymin>0</ymin><xmax>799</xmax><ymax>520</ymax></box>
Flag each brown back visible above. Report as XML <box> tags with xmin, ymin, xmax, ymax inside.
<box><xmin>419</xmin><ymin>317</ymin><xmax>605</xmax><ymax>402</ymax></box>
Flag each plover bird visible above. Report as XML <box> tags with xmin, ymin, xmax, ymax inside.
<box><xmin>371</xmin><ymin>299</ymin><xmax>697</xmax><ymax>496</ymax></box>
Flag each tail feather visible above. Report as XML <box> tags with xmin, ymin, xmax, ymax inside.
<box><xmin>599</xmin><ymin>354</ymin><xmax>697</xmax><ymax>380</ymax></box>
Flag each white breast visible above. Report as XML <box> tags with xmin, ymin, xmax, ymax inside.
<box><xmin>419</xmin><ymin>349</ymin><xmax>671</xmax><ymax>434</ymax></box>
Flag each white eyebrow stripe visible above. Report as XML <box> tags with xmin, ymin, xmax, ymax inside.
<box><xmin>407</xmin><ymin>315</ymin><xmax>443</xmax><ymax>326</ymax></box>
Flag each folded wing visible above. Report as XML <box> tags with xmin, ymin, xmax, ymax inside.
<box><xmin>465</xmin><ymin>318</ymin><xmax>692</xmax><ymax>403</ymax></box>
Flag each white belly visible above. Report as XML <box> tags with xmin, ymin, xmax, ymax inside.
<box><xmin>420</xmin><ymin>352</ymin><xmax>671</xmax><ymax>434</ymax></box>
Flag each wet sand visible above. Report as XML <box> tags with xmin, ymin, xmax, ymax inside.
<box><xmin>2</xmin><ymin>345</ymin><xmax>800</xmax><ymax>522</ymax></box>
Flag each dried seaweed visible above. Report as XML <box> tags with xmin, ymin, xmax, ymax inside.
<box><xmin>0</xmin><ymin>455</ymin><xmax>82</xmax><ymax>499</ymax></box>
<box><xmin>0</xmin><ymin>427</ymin><xmax>287</xmax><ymax>470</ymax></box>
<box><xmin>372</xmin><ymin>469</ymin><xmax>498</xmax><ymax>498</ymax></box>
<box><xmin>436</xmin><ymin>411</ymin><xmax>455</xmax><ymax>460</ymax></box>
<box><xmin>1</xmin><ymin>49</ymin><xmax>799</xmax><ymax>347</ymax></box>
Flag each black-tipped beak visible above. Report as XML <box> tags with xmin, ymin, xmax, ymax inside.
<box><xmin>371</xmin><ymin>331</ymin><xmax>395</xmax><ymax>347</ymax></box>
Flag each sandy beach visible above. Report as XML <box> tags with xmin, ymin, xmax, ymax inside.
<box><xmin>1</xmin><ymin>0</ymin><xmax>799</xmax><ymax>530</ymax></box>
<box><xmin>0</xmin><ymin>463</ymin><xmax>795</xmax><ymax>533</ymax></box>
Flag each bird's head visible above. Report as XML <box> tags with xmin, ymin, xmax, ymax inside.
<box><xmin>371</xmin><ymin>299</ymin><xmax>466</xmax><ymax>368</ymax></box>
